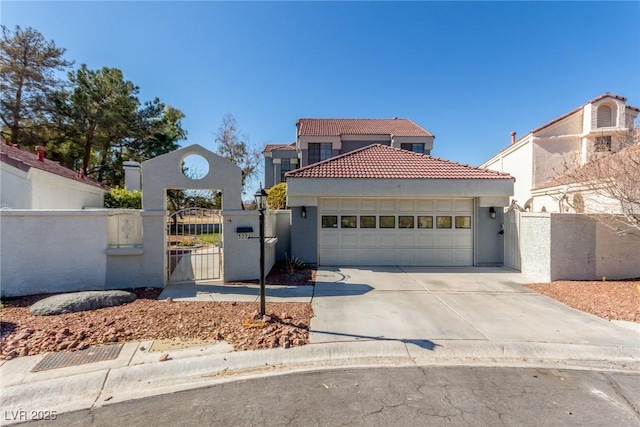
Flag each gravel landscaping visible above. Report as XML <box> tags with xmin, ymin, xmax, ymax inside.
<box><xmin>0</xmin><ymin>265</ymin><xmax>316</xmax><ymax>361</ymax></box>
<box><xmin>526</xmin><ymin>279</ymin><xmax>640</xmax><ymax>323</ymax></box>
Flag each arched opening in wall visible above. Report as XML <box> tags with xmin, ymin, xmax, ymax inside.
<box><xmin>597</xmin><ymin>104</ymin><xmax>615</xmax><ymax>128</ymax></box>
<box><xmin>572</xmin><ymin>193</ymin><xmax>585</xmax><ymax>213</ymax></box>
<box><xmin>166</xmin><ymin>188</ymin><xmax>223</xmax><ymax>283</ymax></box>
<box><xmin>182</xmin><ymin>154</ymin><xmax>209</xmax><ymax>180</ymax></box>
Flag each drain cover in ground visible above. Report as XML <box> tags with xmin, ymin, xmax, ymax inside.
<box><xmin>32</xmin><ymin>344</ymin><xmax>123</xmax><ymax>372</ymax></box>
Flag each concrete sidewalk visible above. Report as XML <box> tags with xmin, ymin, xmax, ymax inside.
<box><xmin>2</xmin><ymin>337</ymin><xmax>639</xmax><ymax>425</ymax></box>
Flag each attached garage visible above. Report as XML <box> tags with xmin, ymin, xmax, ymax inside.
<box><xmin>318</xmin><ymin>197</ymin><xmax>473</xmax><ymax>266</ymax></box>
<box><xmin>285</xmin><ymin>144</ymin><xmax>514</xmax><ymax>267</ymax></box>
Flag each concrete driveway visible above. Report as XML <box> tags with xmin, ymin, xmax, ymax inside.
<box><xmin>310</xmin><ymin>267</ymin><xmax>639</xmax><ymax>348</ymax></box>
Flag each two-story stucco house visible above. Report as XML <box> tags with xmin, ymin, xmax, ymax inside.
<box><xmin>296</xmin><ymin>118</ymin><xmax>435</xmax><ymax>166</ymax></box>
<box><xmin>480</xmin><ymin>93</ymin><xmax>639</xmax><ymax>213</ymax></box>
<box><xmin>1</xmin><ymin>143</ymin><xmax>108</xmax><ymax>209</ymax></box>
<box><xmin>263</xmin><ymin>118</ymin><xmax>436</xmax><ymax>188</ymax></box>
<box><xmin>262</xmin><ymin>143</ymin><xmax>298</xmax><ymax>188</ymax></box>
<box><xmin>277</xmin><ymin>118</ymin><xmax>514</xmax><ymax>267</ymax></box>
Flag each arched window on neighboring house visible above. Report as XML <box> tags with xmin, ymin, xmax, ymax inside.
<box><xmin>597</xmin><ymin>104</ymin><xmax>615</xmax><ymax>128</ymax></box>
<box><xmin>572</xmin><ymin>193</ymin><xmax>584</xmax><ymax>213</ymax></box>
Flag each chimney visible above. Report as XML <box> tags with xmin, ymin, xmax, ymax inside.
<box><xmin>35</xmin><ymin>146</ymin><xmax>46</xmax><ymax>162</ymax></box>
<box><xmin>510</xmin><ymin>132</ymin><xmax>517</xmax><ymax>145</ymax></box>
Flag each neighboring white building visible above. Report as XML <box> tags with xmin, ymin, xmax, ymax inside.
<box><xmin>480</xmin><ymin>93</ymin><xmax>639</xmax><ymax>213</ymax></box>
<box><xmin>1</xmin><ymin>143</ymin><xmax>108</xmax><ymax>209</ymax></box>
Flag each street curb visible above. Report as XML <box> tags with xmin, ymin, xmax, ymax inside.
<box><xmin>2</xmin><ymin>339</ymin><xmax>639</xmax><ymax>424</ymax></box>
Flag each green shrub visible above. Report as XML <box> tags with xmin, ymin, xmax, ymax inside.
<box><xmin>104</xmin><ymin>187</ymin><xmax>142</xmax><ymax>209</ymax></box>
<box><xmin>267</xmin><ymin>182</ymin><xmax>287</xmax><ymax>210</ymax></box>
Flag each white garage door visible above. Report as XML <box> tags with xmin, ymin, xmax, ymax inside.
<box><xmin>318</xmin><ymin>198</ymin><xmax>473</xmax><ymax>266</ymax></box>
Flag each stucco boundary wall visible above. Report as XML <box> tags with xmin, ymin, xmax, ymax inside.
<box><xmin>519</xmin><ymin>212</ymin><xmax>640</xmax><ymax>282</ymax></box>
<box><xmin>1</xmin><ymin>209</ymin><xmax>277</xmax><ymax>297</ymax></box>
<box><xmin>1</xmin><ymin>210</ymin><xmax>110</xmax><ymax>297</ymax></box>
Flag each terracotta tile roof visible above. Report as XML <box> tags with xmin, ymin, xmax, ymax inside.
<box><xmin>0</xmin><ymin>143</ymin><xmax>109</xmax><ymax>190</ymax></box>
<box><xmin>262</xmin><ymin>142</ymin><xmax>296</xmax><ymax>153</ymax></box>
<box><xmin>286</xmin><ymin>144</ymin><xmax>512</xmax><ymax>180</ymax></box>
<box><xmin>297</xmin><ymin>118</ymin><xmax>434</xmax><ymax>137</ymax></box>
<box><xmin>531</xmin><ymin>93</ymin><xmax>639</xmax><ymax>134</ymax></box>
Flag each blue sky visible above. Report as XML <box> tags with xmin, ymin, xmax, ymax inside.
<box><xmin>2</xmin><ymin>1</ymin><xmax>639</xmax><ymax>196</ymax></box>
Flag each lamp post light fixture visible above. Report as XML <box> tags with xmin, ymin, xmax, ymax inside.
<box><xmin>254</xmin><ymin>186</ymin><xmax>269</xmax><ymax>316</ymax></box>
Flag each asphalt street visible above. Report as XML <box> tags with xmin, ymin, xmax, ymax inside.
<box><xmin>15</xmin><ymin>366</ymin><xmax>640</xmax><ymax>427</ymax></box>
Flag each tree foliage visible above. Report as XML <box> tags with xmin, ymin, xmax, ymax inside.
<box><xmin>0</xmin><ymin>25</ymin><xmax>73</xmax><ymax>146</ymax></box>
<box><xmin>214</xmin><ymin>113</ymin><xmax>261</xmax><ymax>198</ymax></box>
<box><xmin>0</xmin><ymin>26</ymin><xmax>187</xmax><ymax>188</ymax></box>
<box><xmin>267</xmin><ymin>182</ymin><xmax>288</xmax><ymax>209</ymax></box>
<box><xmin>104</xmin><ymin>186</ymin><xmax>142</xmax><ymax>209</ymax></box>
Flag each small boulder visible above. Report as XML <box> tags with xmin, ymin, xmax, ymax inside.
<box><xmin>30</xmin><ymin>290</ymin><xmax>136</xmax><ymax>316</ymax></box>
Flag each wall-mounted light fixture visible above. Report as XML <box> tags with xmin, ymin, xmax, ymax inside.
<box><xmin>489</xmin><ymin>207</ymin><xmax>496</xmax><ymax>219</ymax></box>
<box><xmin>301</xmin><ymin>206</ymin><xmax>307</xmax><ymax>218</ymax></box>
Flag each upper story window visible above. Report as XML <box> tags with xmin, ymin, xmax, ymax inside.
<box><xmin>597</xmin><ymin>105</ymin><xmax>615</xmax><ymax>128</ymax></box>
<box><xmin>280</xmin><ymin>158</ymin><xmax>292</xmax><ymax>182</ymax></box>
<box><xmin>400</xmin><ymin>143</ymin><xmax>424</xmax><ymax>154</ymax></box>
<box><xmin>594</xmin><ymin>135</ymin><xmax>612</xmax><ymax>152</ymax></box>
<box><xmin>308</xmin><ymin>143</ymin><xmax>332</xmax><ymax>164</ymax></box>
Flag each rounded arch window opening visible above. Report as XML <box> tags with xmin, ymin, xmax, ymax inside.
<box><xmin>182</xmin><ymin>154</ymin><xmax>209</xmax><ymax>180</ymax></box>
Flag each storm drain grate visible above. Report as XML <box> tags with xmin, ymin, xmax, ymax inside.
<box><xmin>32</xmin><ymin>344</ymin><xmax>123</xmax><ymax>372</ymax></box>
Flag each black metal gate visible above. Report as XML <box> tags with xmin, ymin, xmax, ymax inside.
<box><xmin>167</xmin><ymin>208</ymin><xmax>222</xmax><ymax>282</ymax></box>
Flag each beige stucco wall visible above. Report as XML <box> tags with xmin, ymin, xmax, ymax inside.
<box><xmin>0</xmin><ymin>210</ymin><xmax>109</xmax><ymax>297</ymax></box>
<box><xmin>519</xmin><ymin>213</ymin><xmax>640</xmax><ymax>282</ymax></box>
<box><xmin>481</xmin><ymin>140</ymin><xmax>533</xmax><ymax>207</ymax></box>
<box><xmin>531</xmin><ymin>137</ymin><xmax>582</xmax><ymax>190</ymax></box>
<box><xmin>0</xmin><ymin>163</ymin><xmax>105</xmax><ymax>209</ymax></box>
<box><xmin>30</xmin><ymin>169</ymin><xmax>105</xmax><ymax>208</ymax></box>
<box><xmin>0</xmin><ymin>162</ymin><xmax>31</xmax><ymax>208</ymax></box>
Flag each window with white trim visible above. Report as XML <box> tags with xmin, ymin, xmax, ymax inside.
<box><xmin>597</xmin><ymin>105</ymin><xmax>615</xmax><ymax>128</ymax></box>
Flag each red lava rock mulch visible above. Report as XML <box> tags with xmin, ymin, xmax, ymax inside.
<box><xmin>526</xmin><ymin>279</ymin><xmax>640</xmax><ymax>322</ymax></box>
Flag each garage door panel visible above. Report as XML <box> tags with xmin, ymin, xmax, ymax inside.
<box><xmin>415</xmin><ymin>249</ymin><xmax>435</xmax><ymax>264</ymax></box>
<box><xmin>417</xmin><ymin>200</ymin><xmax>434</xmax><ymax>212</ymax></box>
<box><xmin>435</xmin><ymin>234</ymin><xmax>453</xmax><ymax>247</ymax></box>
<box><xmin>360</xmin><ymin>199</ymin><xmax>377</xmax><ymax>211</ymax></box>
<box><xmin>318</xmin><ymin>198</ymin><xmax>474</xmax><ymax>266</ymax></box>
<box><xmin>358</xmin><ymin>233</ymin><xmax>377</xmax><ymax>247</ymax></box>
<box><xmin>378</xmin><ymin>199</ymin><xmax>395</xmax><ymax>211</ymax></box>
<box><xmin>397</xmin><ymin>200</ymin><xmax>415</xmax><ymax>212</ymax></box>
<box><xmin>454</xmin><ymin>233</ymin><xmax>473</xmax><ymax>248</ymax></box>
<box><xmin>339</xmin><ymin>249</ymin><xmax>358</xmax><ymax>265</ymax></box>
<box><xmin>454</xmin><ymin>250</ymin><xmax>474</xmax><ymax>265</ymax></box>
<box><xmin>397</xmin><ymin>234</ymin><xmax>415</xmax><ymax>247</ymax></box>
<box><xmin>436</xmin><ymin>200</ymin><xmax>453</xmax><ymax>212</ymax></box>
<box><xmin>416</xmin><ymin>234</ymin><xmax>435</xmax><ymax>247</ymax></box>
<box><xmin>322</xmin><ymin>198</ymin><xmax>339</xmax><ymax>211</ymax></box>
<box><xmin>319</xmin><ymin>249</ymin><xmax>339</xmax><ymax>265</ymax></box>
<box><xmin>340</xmin><ymin>199</ymin><xmax>357</xmax><ymax>211</ymax></box>
<box><xmin>320</xmin><ymin>232</ymin><xmax>339</xmax><ymax>246</ymax></box>
<box><xmin>454</xmin><ymin>199</ymin><xmax>473</xmax><ymax>212</ymax></box>
<box><xmin>339</xmin><ymin>233</ymin><xmax>358</xmax><ymax>247</ymax></box>
<box><xmin>377</xmin><ymin>233</ymin><xmax>396</xmax><ymax>247</ymax></box>
<box><xmin>396</xmin><ymin>250</ymin><xmax>415</xmax><ymax>265</ymax></box>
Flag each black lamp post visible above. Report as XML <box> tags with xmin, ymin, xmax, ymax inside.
<box><xmin>254</xmin><ymin>186</ymin><xmax>268</xmax><ymax>316</ymax></box>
